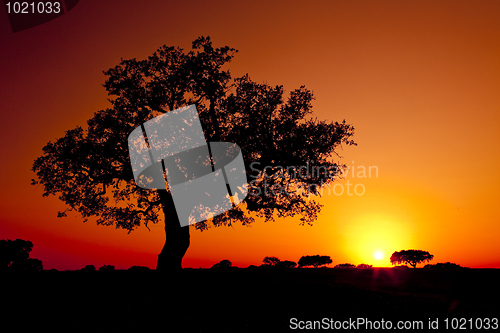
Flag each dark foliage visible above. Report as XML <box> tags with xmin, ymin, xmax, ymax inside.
<box><xmin>424</xmin><ymin>262</ymin><xmax>465</xmax><ymax>269</ymax></box>
<box><xmin>211</xmin><ymin>259</ymin><xmax>233</xmax><ymax>269</ymax></box>
<box><xmin>31</xmin><ymin>36</ymin><xmax>356</xmax><ymax>232</ymax></box>
<box><xmin>128</xmin><ymin>265</ymin><xmax>151</xmax><ymax>272</ymax></box>
<box><xmin>0</xmin><ymin>239</ymin><xmax>43</xmax><ymax>271</ymax></box>
<box><xmin>81</xmin><ymin>264</ymin><xmax>96</xmax><ymax>271</ymax></box>
<box><xmin>298</xmin><ymin>255</ymin><xmax>333</xmax><ymax>268</ymax></box>
<box><xmin>98</xmin><ymin>265</ymin><xmax>115</xmax><ymax>271</ymax></box>
<box><xmin>275</xmin><ymin>260</ymin><xmax>297</xmax><ymax>269</ymax></box>
<box><xmin>334</xmin><ymin>263</ymin><xmax>356</xmax><ymax>269</ymax></box>
<box><xmin>262</xmin><ymin>256</ymin><xmax>281</xmax><ymax>267</ymax></box>
<box><xmin>390</xmin><ymin>250</ymin><xmax>434</xmax><ymax>268</ymax></box>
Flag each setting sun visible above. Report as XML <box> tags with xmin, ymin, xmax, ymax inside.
<box><xmin>373</xmin><ymin>251</ymin><xmax>384</xmax><ymax>261</ymax></box>
<box><xmin>336</xmin><ymin>213</ymin><xmax>414</xmax><ymax>267</ymax></box>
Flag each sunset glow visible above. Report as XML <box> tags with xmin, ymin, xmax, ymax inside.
<box><xmin>373</xmin><ymin>251</ymin><xmax>384</xmax><ymax>261</ymax></box>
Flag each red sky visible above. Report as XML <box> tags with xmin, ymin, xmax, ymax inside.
<box><xmin>1</xmin><ymin>0</ymin><xmax>499</xmax><ymax>270</ymax></box>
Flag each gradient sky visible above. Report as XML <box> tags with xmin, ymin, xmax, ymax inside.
<box><xmin>1</xmin><ymin>0</ymin><xmax>499</xmax><ymax>270</ymax></box>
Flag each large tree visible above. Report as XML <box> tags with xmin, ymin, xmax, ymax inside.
<box><xmin>390</xmin><ymin>250</ymin><xmax>434</xmax><ymax>268</ymax></box>
<box><xmin>32</xmin><ymin>36</ymin><xmax>356</xmax><ymax>271</ymax></box>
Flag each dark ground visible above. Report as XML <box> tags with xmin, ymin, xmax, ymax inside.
<box><xmin>2</xmin><ymin>268</ymin><xmax>499</xmax><ymax>332</ymax></box>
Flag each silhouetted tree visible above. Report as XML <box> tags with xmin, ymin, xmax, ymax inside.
<box><xmin>98</xmin><ymin>265</ymin><xmax>115</xmax><ymax>271</ymax></box>
<box><xmin>81</xmin><ymin>264</ymin><xmax>96</xmax><ymax>271</ymax></box>
<box><xmin>298</xmin><ymin>255</ymin><xmax>333</xmax><ymax>268</ymax></box>
<box><xmin>0</xmin><ymin>239</ymin><xmax>43</xmax><ymax>271</ymax></box>
<box><xmin>390</xmin><ymin>250</ymin><xmax>434</xmax><ymax>268</ymax></box>
<box><xmin>424</xmin><ymin>262</ymin><xmax>464</xmax><ymax>269</ymax></box>
<box><xmin>128</xmin><ymin>265</ymin><xmax>151</xmax><ymax>272</ymax></box>
<box><xmin>356</xmin><ymin>264</ymin><xmax>373</xmax><ymax>269</ymax></box>
<box><xmin>262</xmin><ymin>256</ymin><xmax>281</xmax><ymax>267</ymax></box>
<box><xmin>275</xmin><ymin>260</ymin><xmax>297</xmax><ymax>268</ymax></box>
<box><xmin>334</xmin><ymin>263</ymin><xmax>355</xmax><ymax>269</ymax></box>
<box><xmin>32</xmin><ymin>36</ymin><xmax>356</xmax><ymax>272</ymax></box>
<box><xmin>211</xmin><ymin>259</ymin><xmax>232</xmax><ymax>269</ymax></box>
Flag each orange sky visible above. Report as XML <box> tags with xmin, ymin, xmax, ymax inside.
<box><xmin>1</xmin><ymin>0</ymin><xmax>499</xmax><ymax>270</ymax></box>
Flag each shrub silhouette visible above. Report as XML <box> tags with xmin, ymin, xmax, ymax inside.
<box><xmin>424</xmin><ymin>262</ymin><xmax>464</xmax><ymax>269</ymax></box>
<box><xmin>211</xmin><ymin>259</ymin><xmax>233</xmax><ymax>269</ymax></box>
<box><xmin>81</xmin><ymin>264</ymin><xmax>96</xmax><ymax>271</ymax></box>
<box><xmin>334</xmin><ymin>263</ymin><xmax>355</xmax><ymax>269</ymax></box>
<box><xmin>261</xmin><ymin>257</ymin><xmax>297</xmax><ymax>268</ymax></box>
<box><xmin>9</xmin><ymin>258</ymin><xmax>43</xmax><ymax>272</ymax></box>
<box><xmin>128</xmin><ymin>265</ymin><xmax>151</xmax><ymax>272</ymax></box>
<box><xmin>298</xmin><ymin>255</ymin><xmax>332</xmax><ymax>268</ymax></box>
<box><xmin>356</xmin><ymin>264</ymin><xmax>373</xmax><ymax>269</ymax></box>
<box><xmin>98</xmin><ymin>265</ymin><xmax>115</xmax><ymax>271</ymax></box>
<box><xmin>262</xmin><ymin>256</ymin><xmax>281</xmax><ymax>267</ymax></box>
<box><xmin>275</xmin><ymin>260</ymin><xmax>297</xmax><ymax>268</ymax></box>
<box><xmin>0</xmin><ymin>239</ymin><xmax>43</xmax><ymax>271</ymax></box>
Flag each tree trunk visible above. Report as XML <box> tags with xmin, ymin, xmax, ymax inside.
<box><xmin>155</xmin><ymin>96</ymin><xmax>218</xmax><ymax>272</ymax></box>
<box><xmin>156</xmin><ymin>190</ymin><xmax>190</xmax><ymax>272</ymax></box>
<box><xmin>208</xmin><ymin>96</ymin><xmax>221</xmax><ymax>141</ymax></box>
<box><xmin>155</xmin><ymin>97</ymin><xmax>220</xmax><ymax>271</ymax></box>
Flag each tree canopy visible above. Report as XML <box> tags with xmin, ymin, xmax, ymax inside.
<box><xmin>262</xmin><ymin>256</ymin><xmax>281</xmax><ymax>267</ymax></box>
<box><xmin>275</xmin><ymin>260</ymin><xmax>297</xmax><ymax>269</ymax></box>
<box><xmin>298</xmin><ymin>255</ymin><xmax>333</xmax><ymax>268</ymax></box>
<box><xmin>32</xmin><ymin>36</ymin><xmax>356</xmax><ymax>233</ymax></box>
<box><xmin>390</xmin><ymin>250</ymin><xmax>434</xmax><ymax>268</ymax></box>
<box><xmin>0</xmin><ymin>239</ymin><xmax>43</xmax><ymax>272</ymax></box>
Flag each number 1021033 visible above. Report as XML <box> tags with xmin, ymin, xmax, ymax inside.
<box><xmin>5</xmin><ymin>2</ymin><xmax>62</xmax><ymax>14</ymax></box>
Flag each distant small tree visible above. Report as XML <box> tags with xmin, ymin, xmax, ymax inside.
<box><xmin>98</xmin><ymin>264</ymin><xmax>115</xmax><ymax>271</ymax></box>
<box><xmin>262</xmin><ymin>256</ymin><xmax>281</xmax><ymax>267</ymax></box>
<box><xmin>356</xmin><ymin>264</ymin><xmax>373</xmax><ymax>269</ymax></box>
<box><xmin>0</xmin><ymin>239</ymin><xmax>43</xmax><ymax>271</ymax></box>
<box><xmin>298</xmin><ymin>255</ymin><xmax>332</xmax><ymax>268</ymax></box>
<box><xmin>81</xmin><ymin>264</ymin><xmax>96</xmax><ymax>271</ymax></box>
<box><xmin>390</xmin><ymin>250</ymin><xmax>434</xmax><ymax>268</ymax></box>
<box><xmin>424</xmin><ymin>262</ymin><xmax>464</xmax><ymax>269</ymax></box>
<box><xmin>275</xmin><ymin>260</ymin><xmax>297</xmax><ymax>268</ymax></box>
<box><xmin>334</xmin><ymin>263</ymin><xmax>355</xmax><ymax>269</ymax></box>
<box><xmin>128</xmin><ymin>265</ymin><xmax>151</xmax><ymax>272</ymax></box>
<box><xmin>211</xmin><ymin>259</ymin><xmax>232</xmax><ymax>269</ymax></box>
